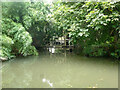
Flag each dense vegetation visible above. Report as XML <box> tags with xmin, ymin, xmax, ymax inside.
<box><xmin>0</xmin><ymin>1</ymin><xmax>120</xmax><ymax>60</ymax></box>
<box><xmin>51</xmin><ymin>1</ymin><xmax>120</xmax><ymax>59</ymax></box>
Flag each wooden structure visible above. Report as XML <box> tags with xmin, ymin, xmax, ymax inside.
<box><xmin>41</xmin><ymin>33</ymin><xmax>74</xmax><ymax>53</ymax></box>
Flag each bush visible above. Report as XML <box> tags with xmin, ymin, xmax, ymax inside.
<box><xmin>1</xmin><ymin>18</ymin><xmax>38</xmax><ymax>60</ymax></box>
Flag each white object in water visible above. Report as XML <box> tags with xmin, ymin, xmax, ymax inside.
<box><xmin>42</xmin><ymin>78</ymin><xmax>46</xmax><ymax>82</ymax></box>
<box><xmin>42</xmin><ymin>78</ymin><xmax>53</xmax><ymax>87</ymax></box>
<box><xmin>49</xmin><ymin>82</ymin><xmax>53</xmax><ymax>87</ymax></box>
<box><xmin>49</xmin><ymin>47</ymin><xmax>55</xmax><ymax>53</ymax></box>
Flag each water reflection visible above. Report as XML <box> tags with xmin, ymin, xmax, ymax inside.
<box><xmin>2</xmin><ymin>53</ymin><xmax>118</xmax><ymax>88</ymax></box>
<box><xmin>42</xmin><ymin>78</ymin><xmax>53</xmax><ymax>87</ymax></box>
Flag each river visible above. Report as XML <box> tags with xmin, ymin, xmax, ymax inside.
<box><xmin>2</xmin><ymin>52</ymin><xmax>118</xmax><ymax>88</ymax></box>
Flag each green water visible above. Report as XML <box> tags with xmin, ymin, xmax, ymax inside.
<box><xmin>2</xmin><ymin>53</ymin><xmax>118</xmax><ymax>88</ymax></box>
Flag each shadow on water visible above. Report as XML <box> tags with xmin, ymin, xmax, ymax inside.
<box><xmin>2</xmin><ymin>50</ymin><xmax>118</xmax><ymax>88</ymax></box>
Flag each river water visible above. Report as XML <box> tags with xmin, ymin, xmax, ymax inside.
<box><xmin>2</xmin><ymin>52</ymin><xmax>118</xmax><ymax>88</ymax></box>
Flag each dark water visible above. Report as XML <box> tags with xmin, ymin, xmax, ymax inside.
<box><xmin>2</xmin><ymin>52</ymin><xmax>118</xmax><ymax>88</ymax></box>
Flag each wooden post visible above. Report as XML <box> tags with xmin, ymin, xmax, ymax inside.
<box><xmin>64</xmin><ymin>30</ymin><xmax>66</xmax><ymax>46</ymax></box>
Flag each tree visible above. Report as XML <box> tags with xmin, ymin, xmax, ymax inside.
<box><xmin>52</xmin><ymin>1</ymin><xmax>120</xmax><ymax>58</ymax></box>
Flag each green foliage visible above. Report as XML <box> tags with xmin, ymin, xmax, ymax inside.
<box><xmin>52</xmin><ymin>1</ymin><xmax>120</xmax><ymax>59</ymax></box>
<box><xmin>1</xmin><ymin>18</ymin><xmax>38</xmax><ymax>59</ymax></box>
<box><xmin>1</xmin><ymin>2</ymin><xmax>40</xmax><ymax>60</ymax></box>
<box><xmin>110</xmin><ymin>44</ymin><xmax>120</xmax><ymax>59</ymax></box>
<box><xmin>83</xmin><ymin>45</ymin><xmax>107</xmax><ymax>57</ymax></box>
<box><xmin>0</xmin><ymin>35</ymin><xmax>15</xmax><ymax>59</ymax></box>
<box><xmin>1</xmin><ymin>1</ymin><xmax>120</xmax><ymax>60</ymax></box>
<box><xmin>22</xmin><ymin>2</ymin><xmax>57</xmax><ymax>46</ymax></box>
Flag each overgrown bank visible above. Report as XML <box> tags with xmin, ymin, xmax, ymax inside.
<box><xmin>0</xmin><ymin>1</ymin><xmax>120</xmax><ymax>60</ymax></box>
<box><xmin>51</xmin><ymin>1</ymin><xmax>120</xmax><ymax>59</ymax></box>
